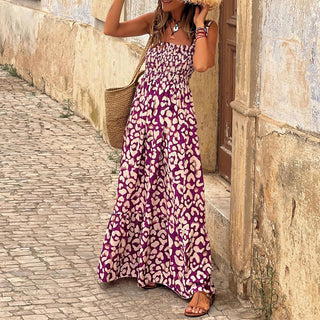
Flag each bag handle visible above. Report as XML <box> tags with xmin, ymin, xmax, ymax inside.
<box><xmin>131</xmin><ymin>36</ymin><xmax>153</xmax><ymax>82</ymax></box>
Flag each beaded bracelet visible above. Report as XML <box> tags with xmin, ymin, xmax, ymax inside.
<box><xmin>195</xmin><ymin>26</ymin><xmax>207</xmax><ymax>40</ymax></box>
<box><xmin>196</xmin><ymin>31</ymin><xmax>207</xmax><ymax>40</ymax></box>
<box><xmin>196</xmin><ymin>27</ymin><xmax>207</xmax><ymax>35</ymax></box>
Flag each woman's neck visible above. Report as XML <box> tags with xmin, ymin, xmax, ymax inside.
<box><xmin>170</xmin><ymin>7</ymin><xmax>184</xmax><ymax>22</ymax></box>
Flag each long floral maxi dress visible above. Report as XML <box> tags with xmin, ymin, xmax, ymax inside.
<box><xmin>98</xmin><ymin>40</ymin><xmax>215</xmax><ymax>299</ymax></box>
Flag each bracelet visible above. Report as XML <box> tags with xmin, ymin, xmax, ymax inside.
<box><xmin>196</xmin><ymin>27</ymin><xmax>207</xmax><ymax>35</ymax></box>
<box><xmin>196</xmin><ymin>34</ymin><xmax>206</xmax><ymax>41</ymax></box>
<box><xmin>195</xmin><ymin>26</ymin><xmax>207</xmax><ymax>40</ymax></box>
<box><xmin>195</xmin><ymin>28</ymin><xmax>207</xmax><ymax>41</ymax></box>
<box><xmin>196</xmin><ymin>26</ymin><xmax>207</xmax><ymax>34</ymax></box>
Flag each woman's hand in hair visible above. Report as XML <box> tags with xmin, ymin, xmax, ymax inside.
<box><xmin>193</xmin><ymin>5</ymin><xmax>210</xmax><ymax>28</ymax></box>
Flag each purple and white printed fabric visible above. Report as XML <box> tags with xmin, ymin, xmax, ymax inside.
<box><xmin>98</xmin><ymin>40</ymin><xmax>215</xmax><ymax>299</ymax></box>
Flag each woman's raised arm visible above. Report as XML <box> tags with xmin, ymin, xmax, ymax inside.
<box><xmin>104</xmin><ymin>0</ymin><xmax>154</xmax><ymax>37</ymax></box>
<box><xmin>193</xmin><ymin>5</ymin><xmax>218</xmax><ymax>72</ymax></box>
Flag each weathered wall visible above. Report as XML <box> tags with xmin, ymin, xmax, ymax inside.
<box><xmin>72</xmin><ymin>26</ymin><xmax>144</xmax><ymax>130</ymax></box>
<box><xmin>240</xmin><ymin>0</ymin><xmax>320</xmax><ymax>318</ymax></box>
<box><xmin>192</xmin><ymin>6</ymin><xmax>220</xmax><ymax>174</ymax></box>
<box><xmin>252</xmin><ymin>116</ymin><xmax>320</xmax><ymax>319</ymax></box>
<box><xmin>0</xmin><ymin>1</ymin><xmax>145</xmax><ymax>130</ymax></box>
<box><xmin>125</xmin><ymin>0</ymin><xmax>157</xmax><ymax>18</ymax></box>
<box><xmin>229</xmin><ymin>0</ymin><xmax>259</xmax><ymax>300</ymax></box>
<box><xmin>0</xmin><ymin>0</ymin><xmax>220</xmax><ymax>172</ymax></box>
<box><xmin>43</xmin><ymin>0</ymin><xmax>95</xmax><ymax>25</ymax></box>
<box><xmin>259</xmin><ymin>0</ymin><xmax>320</xmax><ymax>133</ymax></box>
<box><xmin>230</xmin><ymin>1</ymin><xmax>320</xmax><ymax>318</ymax></box>
<box><xmin>0</xmin><ymin>2</ymin><xmax>75</xmax><ymax>100</ymax></box>
<box><xmin>6</xmin><ymin>0</ymin><xmax>94</xmax><ymax>25</ymax></box>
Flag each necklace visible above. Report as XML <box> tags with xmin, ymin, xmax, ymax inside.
<box><xmin>169</xmin><ymin>18</ymin><xmax>181</xmax><ymax>40</ymax></box>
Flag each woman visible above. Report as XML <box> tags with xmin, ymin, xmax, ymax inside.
<box><xmin>98</xmin><ymin>0</ymin><xmax>219</xmax><ymax>316</ymax></box>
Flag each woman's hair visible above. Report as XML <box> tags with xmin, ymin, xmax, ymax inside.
<box><xmin>151</xmin><ymin>1</ymin><xmax>197</xmax><ymax>46</ymax></box>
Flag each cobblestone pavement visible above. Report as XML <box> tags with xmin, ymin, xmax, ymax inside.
<box><xmin>0</xmin><ymin>69</ymin><xmax>261</xmax><ymax>320</ymax></box>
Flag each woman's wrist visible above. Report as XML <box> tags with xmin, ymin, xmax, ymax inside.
<box><xmin>195</xmin><ymin>23</ymin><xmax>205</xmax><ymax>28</ymax></box>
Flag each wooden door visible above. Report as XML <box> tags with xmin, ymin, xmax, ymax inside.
<box><xmin>218</xmin><ymin>0</ymin><xmax>237</xmax><ymax>182</ymax></box>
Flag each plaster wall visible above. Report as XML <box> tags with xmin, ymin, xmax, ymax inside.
<box><xmin>125</xmin><ymin>0</ymin><xmax>157</xmax><ymax>23</ymax></box>
<box><xmin>259</xmin><ymin>0</ymin><xmax>320</xmax><ymax>133</ymax></box>
<box><xmin>240</xmin><ymin>0</ymin><xmax>320</xmax><ymax>316</ymax></box>
<box><xmin>253</xmin><ymin>115</ymin><xmax>320</xmax><ymax>319</ymax></box>
<box><xmin>230</xmin><ymin>1</ymin><xmax>320</xmax><ymax>316</ymax></box>
<box><xmin>42</xmin><ymin>0</ymin><xmax>94</xmax><ymax>25</ymax></box>
<box><xmin>0</xmin><ymin>1</ymin><xmax>145</xmax><ymax>130</ymax></box>
<box><xmin>6</xmin><ymin>0</ymin><xmax>94</xmax><ymax>25</ymax></box>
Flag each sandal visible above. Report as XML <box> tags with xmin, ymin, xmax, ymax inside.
<box><xmin>184</xmin><ymin>291</ymin><xmax>213</xmax><ymax>317</ymax></box>
<box><xmin>143</xmin><ymin>283</ymin><xmax>157</xmax><ymax>289</ymax></box>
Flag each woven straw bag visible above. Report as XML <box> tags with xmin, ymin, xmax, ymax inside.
<box><xmin>105</xmin><ymin>38</ymin><xmax>152</xmax><ymax>149</ymax></box>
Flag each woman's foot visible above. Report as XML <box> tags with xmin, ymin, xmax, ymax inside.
<box><xmin>143</xmin><ymin>283</ymin><xmax>157</xmax><ymax>289</ymax></box>
<box><xmin>185</xmin><ymin>291</ymin><xmax>213</xmax><ymax>317</ymax></box>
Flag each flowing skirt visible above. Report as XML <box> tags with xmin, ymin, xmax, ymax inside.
<box><xmin>98</xmin><ymin>72</ymin><xmax>215</xmax><ymax>299</ymax></box>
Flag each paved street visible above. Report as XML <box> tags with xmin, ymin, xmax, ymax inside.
<box><xmin>0</xmin><ymin>68</ymin><xmax>260</xmax><ymax>320</ymax></box>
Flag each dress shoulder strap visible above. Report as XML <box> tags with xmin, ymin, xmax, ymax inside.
<box><xmin>205</xmin><ymin>20</ymin><xmax>214</xmax><ymax>32</ymax></box>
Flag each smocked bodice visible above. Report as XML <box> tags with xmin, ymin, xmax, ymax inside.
<box><xmin>143</xmin><ymin>41</ymin><xmax>195</xmax><ymax>88</ymax></box>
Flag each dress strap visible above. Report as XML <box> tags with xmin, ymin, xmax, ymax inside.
<box><xmin>205</xmin><ymin>20</ymin><xmax>214</xmax><ymax>32</ymax></box>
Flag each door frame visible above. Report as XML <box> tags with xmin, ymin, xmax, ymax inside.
<box><xmin>228</xmin><ymin>0</ymin><xmax>261</xmax><ymax>300</ymax></box>
<box><xmin>217</xmin><ymin>0</ymin><xmax>237</xmax><ymax>182</ymax></box>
